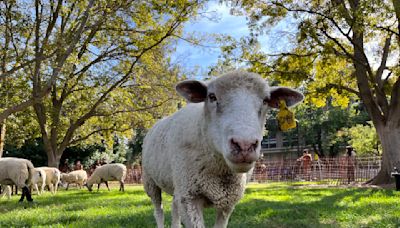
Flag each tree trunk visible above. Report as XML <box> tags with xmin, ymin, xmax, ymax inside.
<box><xmin>371</xmin><ymin>123</ymin><xmax>400</xmax><ymax>185</ymax></box>
<box><xmin>47</xmin><ymin>151</ymin><xmax>62</xmax><ymax>168</ymax></box>
<box><xmin>0</xmin><ymin>121</ymin><xmax>6</xmax><ymax>158</ymax></box>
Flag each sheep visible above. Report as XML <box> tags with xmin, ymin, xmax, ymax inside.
<box><xmin>37</xmin><ymin>167</ymin><xmax>61</xmax><ymax>194</ymax></box>
<box><xmin>30</xmin><ymin>168</ymin><xmax>46</xmax><ymax>195</ymax></box>
<box><xmin>0</xmin><ymin>157</ymin><xmax>35</xmax><ymax>202</ymax></box>
<box><xmin>0</xmin><ymin>185</ymin><xmax>11</xmax><ymax>200</ymax></box>
<box><xmin>60</xmin><ymin>170</ymin><xmax>88</xmax><ymax>190</ymax></box>
<box><xmin>142</xmin><ymin>70</ymin><xmax>304</xmax><ymax>228</ymax></box>
<box><xmin>85</xmin><ymin>163</ymin><xmax>127</xmax><ymax>192</ymax></box>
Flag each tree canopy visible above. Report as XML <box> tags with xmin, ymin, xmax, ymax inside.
<box><xmin>217</xmin><ymin>0</ymin><xmax>400</xmax><ymax>184</ymax></box>
<box><xmin>0</xmin><ymin>0</ymin><xmax>205</xmax><ymax>166</ymax></box>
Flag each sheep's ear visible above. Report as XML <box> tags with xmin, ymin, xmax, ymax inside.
<box><xmin>176</xmin><ymin>80</ymin><xmax>207</xmax><ymax>103</ymax></box>
<box><xmin>267</xmin><ymin>86</ymin><xmax>304</xmax><ymax>109</ymax></box>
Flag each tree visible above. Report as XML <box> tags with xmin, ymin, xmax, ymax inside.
<box><xmin>2</xmin><ymin>0</ymin><xmax>203</xmax><ymax>166</ymax></box>
<box><xmin>339</xmin><ymin>122</ymin><xmax>381</xmax><ymax>156</ymax></box>
<box><xmin>223</xmin><ymin>0</ymin><xmax>400</xmax><ymax>184</ymax></box>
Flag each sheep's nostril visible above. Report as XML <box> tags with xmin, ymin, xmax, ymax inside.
<box><xmin>230</xmin><ymin>138</ymin><xmax>259</xmax><ymax>152</ymax></box>
<box><xmin>251</xmin><ymin>140</ymin><xmax>259</xmax><ymax>151</ymax></box>
<box><xmin>230</xmin><ymin>138</ymin><xmax>241</xmax><ymax>153</ymax></box>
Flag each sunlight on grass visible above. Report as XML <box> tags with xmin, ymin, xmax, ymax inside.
<box><xmin>0</xmin><ymin>183</ymin><xmax>399</xmax><ymax>227</ymax></box>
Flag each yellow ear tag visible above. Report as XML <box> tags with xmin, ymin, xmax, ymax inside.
<box><xmin>276</xmin><ymin>99</ymin><xmax>297</xmax><ymax>131</ymax></box>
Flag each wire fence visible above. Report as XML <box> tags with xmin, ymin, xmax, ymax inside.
<box><xmin>250</xmin><ymin>156</ymin><xmax>381</xmax><ymax>184</ymax></box>
<box><xmin>123</xmin><ymin>156</ymin><xmax>381</xmax><ymax>185</ymax></box>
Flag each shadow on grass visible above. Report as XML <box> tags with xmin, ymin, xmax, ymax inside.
<box><xmin>1</xmin><ymin>185</ymin><xmax>399</xmax><ymax>227</ymax></box>
<box><xmin>231</xmin><ymin>187</ymin><xmax>400</xmax><ymax>228</ymax></box>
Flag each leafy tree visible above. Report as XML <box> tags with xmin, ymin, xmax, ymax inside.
<box><xmin>126</xmin><ymin>128</ymin><xmax>146</xmax><ymax>165</ymax></box>
<box><xmin>4</xmin><ymin>138</ymin><xmax>47</xmax><ymax>166</ymax></box>
<box><xmin>223</xmin><ymin>0</ymin><xmax>400</xmax><ymax>184</ymax></box>
<box><xmin>0</xmin><ymin>0</ymin><xmax>203</xmax><ymax>166</ymax></box>
<box><xmin>339</xmin><ymin>122</ymin><xmax>381</xmax><ymax>156</ymax></box>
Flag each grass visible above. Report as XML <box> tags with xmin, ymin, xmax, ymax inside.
<box><xmin>1</xmin><ymin>183</ymin><xmax>400</xmax><ymax>227</ymax></box>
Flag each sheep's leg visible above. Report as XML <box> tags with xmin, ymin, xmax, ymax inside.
<box><xmin>49</xmin><ymin>184</ymin><xmax>55</xmax><ymax>195</ymax></box>
<box><xmin>119</xmin><ymin>181</ymin><xmax>125</xmax><ymax>192</ymax></box>
<box><xmin>54</xmin><ymin>182</ymin><xmax>58</xmax><ymax>194</ymax></box>
<box><xmin>144</xmin><ymin>177</ymin><xmax>164</xmax><ymax>228</ymax></box>
<box><xmin>179</xmin><ymin>197</ymin><xmax>205</xmax><ymax>228</ymax></box>
<box><xmin>214</xmin><ymin>207</ymin><xmax>234</xmax><ymax>228</ymax></box>
<box><xmin>40</xmin><ymin>184</ymin><xmax>45</xmax><ymax>195</ymax></box>
<box><xmin>18</xmin><ymin>187</ymin><xmax>25</xmax><ymax>202</ymax></box>
<box><xmin>97</xmin><ymin>183</ymin><xmax>101</xmax><ymax>191</ymax></box>
<box><xmin>34</xmin><ymin>184</ymin><xmax>40</xmax><ymax>195</ymax></box>
<box><xmin>0</xmin><ymin>186</ymin><xmax>6</xmax><ymax>199</ymax></box>
<box><xmin>105</xmin><ymin>181</ymin><xmax>110</xmax><ymax>191</ymax></box>
<box><xmin>66</xmin><ymin>183</ymin><xmax>70</xmax><ymax>191</ymax></box>
<box><xmin>19</xmin><ymin>186</ymin><xmax>33</xmax><ymax>202</ymax></box>
<box><xmin>171</xmin><ymin>196</ymin><xmax>181</xmax><ymax>228</ymax></box>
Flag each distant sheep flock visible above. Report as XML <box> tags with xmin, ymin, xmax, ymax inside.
<box><xmin>0</xmin><ymin>71</ymin><xmax>303</xmax><ymax>228</ymax></box>
<box><xmin>0</xmin><ymin>157</ymin><xmax>127</xmax><ymax>202</ymax></box>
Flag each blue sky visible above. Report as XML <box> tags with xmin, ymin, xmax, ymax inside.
<box><xmin>172</xmin><ymin>2</ymin><xmax>298</xmax><ymax>78</ymax></box>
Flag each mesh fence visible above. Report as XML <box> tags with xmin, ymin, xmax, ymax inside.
<box><xmin>123</xmin><ymin>156</ymin><xmax>382</xmax><ymax>185</ymax></box>
<box><xmin>250</xmin><ymin>156</ymin><xmax>381</xmax><ymax>184</ymax></box>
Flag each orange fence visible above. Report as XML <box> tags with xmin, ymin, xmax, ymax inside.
<box><xmin>123</xmin><ymin>156</ymin><xmax>381</xmax><ymax>185</ymax></box>
<box><xmin>250</xmin><ymin>156</ymin><xmax>381</xmax><ymax>184</ymax></box>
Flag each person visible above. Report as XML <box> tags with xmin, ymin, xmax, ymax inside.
<box><xmin>346</xmin><ymin>146</ymin><xmax>356</xmax><ymax>183</ymax></box>
<box><xmin>297</xmin><ymin>149</ymin><xmax>312</xmax><ymax>180</ymax></box>
<box><xmin>89</xmin><ymin>160</ymin><xmax>101</xmax><ymax>175</ymax></box>
<box><xmin>74</xmin><ymin>160</ymin><xmax>83</xmax><ymax>170</ymax></box>
<box><xmin>59</xmin><ymin>159</ymin><xmax>71</xmax><ymax>173</ymax></box>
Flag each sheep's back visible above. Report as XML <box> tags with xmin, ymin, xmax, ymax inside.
<box><xmin>0</xmin><ymin>157</ymin><xmax>34</xmax><ymax>188</ymax></box>
<box><xmin>38</xmin><ymin>167</ymin><xmax>61</xmax><ymax>184</ymax></box>
<box><xmin>64</xmin><ymin>170</ymin><xmax>87</xmax><ymax>183</ymax></box>
<box><xmin>93</xmin><ymin>164</ymin><xmax>126</xmax><ymax>181</ymax></box>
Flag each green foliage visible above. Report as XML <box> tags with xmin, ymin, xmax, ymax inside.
<box><xmin>1</xmin><ymin>184</ymin><xmax>400</xmax><ymax>227</ymax></box>
<box><xmin>0</xmin><ymin>0</ymin><xmax>204</xmax><ymax>165</ymax></box>
<box><xmin>61</xmin><ymin>144</ymin><xmax>105</xmax><ymax>168</ymax></box>
<box><xmin>126</xmin><ymin>128</ymin><xmax>146</xmax><ymax>165</ymax></box>
<box><xmin>339</xmin><ymin>122</ymin><xmax>381</xmax><ymax>156</ymax></box>
<box><xmin>3</xmin><ymin>138</ymin><xmax>47</xmax><ymax>167</ymax></box>
<box><xmin>266</xmin><ymin>101</ymin><xmax>371</xmax><ymax>157</ymax></box>
<box><xmin>83</xmin><ymin>136</ymin><xmax>128</xmax><ymax>169</ymax></box>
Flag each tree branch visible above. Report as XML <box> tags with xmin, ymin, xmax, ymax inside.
<box><xmin>322</xmin><ymin>83</ymin><xmax>360</xmax><ymax>96</ymax></box>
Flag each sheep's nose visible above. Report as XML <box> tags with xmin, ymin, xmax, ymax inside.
<box><xmin>230</xmin><ymin>138</ymin><xmax>259</xmax><ymax>153</ymax></box>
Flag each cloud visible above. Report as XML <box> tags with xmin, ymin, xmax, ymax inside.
<box><xmin>172</xmin><ymin>2</ymin><xmax>298</xmax><ymax>77</ymax></box>
<box><xmin>172</xmin><ymin>2</ymin><xmax>250</xmax><ymax>75</ymax></box>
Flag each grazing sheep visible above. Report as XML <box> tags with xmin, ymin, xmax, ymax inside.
<box><xmin>0</xmin><ymin>185</ymin><xmax>11</xmax><ymax>200</ymax></box>
<box><xmin>37</xmin><ymin>167</ymin><xmax>61</xmax><ymax>194</ymax></box>
<box><xmin>142</xmin><ymin>71</ymin><xmax>303</xmax><ymax>228</ymax></box>
<box><xmin>0</xmin><ymin>157</ymin><xmax>35</xmax><ymax>202</ymax></box>
<box><xmin>60</xmin><ymin>170</ymin><xmax>88</xmax><ymax>190</ymax></box>
<box><xmin>30</xmin><ymin>168</ymin><xmax>46</xmax><ymax>195</ymax></box>
<box><xmin>85</xmin><ymin>163</ymin><xmax>127</xmax><ymax>192</ymax></box>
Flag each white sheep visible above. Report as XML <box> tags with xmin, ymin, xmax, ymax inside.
<box><xmin>0</xmin><ymin>185</ymin><xmax>11</xmax><ymax>200</ymax></box>
<box><xmin>0</xmin><ymin>157</ymin><xmax>35</xmax><ymax>202</ymax></box>
<box><xmin>142</xmin><ymin>71</ymin><xmax>303</xmax><ymax>228</ymax></box>
<box><xmin>37</xmin><ymin>167</ymin><xmax>61</xmax><ymax>194</ymax></box>
<box><xmin>60</xmin><ymin>170</ymin><xmax>88</xmax><ymax>190</ymax></box>
<box><xmin>30</xmin><ymin>168</ymin><xmax>46</xmax><ymax>195</ymax></box>
<box><xmin>85</xmin><ymin>163</ymin><xmax>127</xmax><ymax>192</ymax></box>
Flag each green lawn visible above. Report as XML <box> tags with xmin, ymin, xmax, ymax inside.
<box><xmin>0</xmin><ymin>183</ymin><xmax>399</xmax><ymax>227</ymax></box>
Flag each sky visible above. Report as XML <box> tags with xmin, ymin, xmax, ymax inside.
<box><xmin>172</xmin><ymin>2</ymin><xmax>298</xmax><ymax>78</ymax></box>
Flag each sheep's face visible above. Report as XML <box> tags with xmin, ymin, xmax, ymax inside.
<box><xmin>85</xmin><ymin>183</ymin><xmax>93</xmax><ymax>192</ymax></box>
<box><xmin>176</xmin><ymin>71</ymin><xmax>303</xmax><ymax>173</ymax></box>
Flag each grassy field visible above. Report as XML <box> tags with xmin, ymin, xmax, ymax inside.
<box><xmin>0</xmin><ymin>183</ymin><xmax>399</xmax><ymax>228</ymax></box>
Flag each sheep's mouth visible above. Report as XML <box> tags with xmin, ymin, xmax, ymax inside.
<box><xmin>225</xmin><ymin>159</ymin><xmax>255</xmax><ymax>173</ymax></box>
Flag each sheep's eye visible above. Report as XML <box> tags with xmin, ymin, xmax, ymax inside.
<box><xmin>263</xmin><ymin>98</ymin><xmax>269</xmax><ymax>105</ymax></box>
<box><xmin>208</xmin><ymin>93</ymin><xmax>217</xmax><ymax>103</ymax></box>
